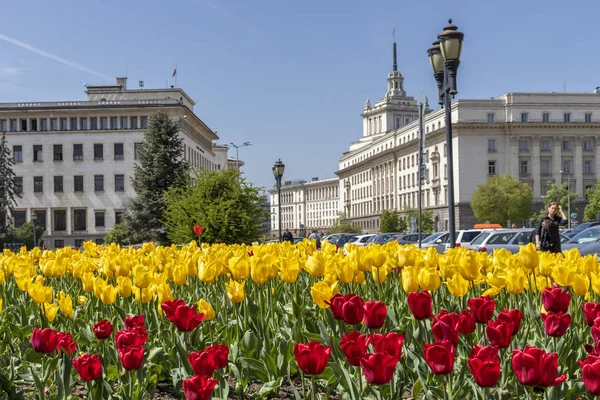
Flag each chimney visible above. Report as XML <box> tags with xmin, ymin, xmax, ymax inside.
<box><xmin>312</xmin><ymin>177</ymin><xmax>318</xmax><ymax>182</ymax></box>
<box><xmin>116</xmin><ymin>77</ymin><xmax>127</xmax><ymax>90</ymax></box>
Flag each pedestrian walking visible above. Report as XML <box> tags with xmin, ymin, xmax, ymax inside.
<box><xmin>535</xmin><ymin>202</ymin><xmax>566</xmax><ymax>253</ymax></box>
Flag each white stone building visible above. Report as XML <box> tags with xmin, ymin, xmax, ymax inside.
<box><xmin>268</xmin><ymin>177</ymin><xmax>340</xmax><ymax>237</ymax></box>
<box><xmin>337</xmin><ymin>43</ymin><xmax>600</xmax><ymax>232</ymax></box>
<box><xmin>1</xmin><ymin>77</ymin><xmax>221</xmax><ymax>248</ymax></box>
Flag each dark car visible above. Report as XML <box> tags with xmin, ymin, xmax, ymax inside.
<box><xmin>567</xmin><ymin>222</ymin><xmax>600</xmax><ymax>238</ymax></box>
<box><xmin>336</xmin><ymin>234</ymin><xmax>359</xmax><ymax>249</ymax></box>
<box><xmin>396</xmin><ymin>233</ymin><xmax>431</xmax><ymax>244</ymax></box>
<box><xmin>365</xmin><ymin>234</ymin><xmax>395</xmax><ymax>245</ymax></box>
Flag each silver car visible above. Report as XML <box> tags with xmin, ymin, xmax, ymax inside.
<box><xmin>468</xmin><ymin>229</ymin><xmax>531</xmax><ymax>254</ymax></box>
<box><xmin>562</xmin><ymin>226</ymin><xmax>600</xmax><ymax>250</ymax></box>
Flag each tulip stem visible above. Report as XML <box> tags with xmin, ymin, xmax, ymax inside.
<box><xmin>356</xmin><ymin>367</ymin><xmax>363</xmax><ymax>397</ymax></box>
<box><xmin>311</xmin><ymin>375</ymin><xmax>317</xmax><ymax>400</ymax></box>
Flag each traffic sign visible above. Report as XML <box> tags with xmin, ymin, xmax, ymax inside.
<box><xmin>571</xmin><ymin>212</ymin><xmax>578</xmax><ymax>220</ymax></box>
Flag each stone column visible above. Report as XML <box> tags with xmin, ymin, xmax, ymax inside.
<box><xmin>532</xmin><ymin>137</ymin><xmax>541</xmax><ymax>198</ymax></box>
<box><xmin>510</xmin><ymin>136</ymin><xmax>519</xmax><ymax>177</ymax></box>
<box><xmin>553</xmin><ymin>136</ymin><xmax>562</xmax><ymax>186</ymax></box>
<box><xmin>66</xmin><ymin>208</ymin><xmax>72</xmax><ymax>235</ymax></box>
<box><xmin>575</xmin><ymin>138</ymin><xmax>583</xmax><ymax>199</ymax></box>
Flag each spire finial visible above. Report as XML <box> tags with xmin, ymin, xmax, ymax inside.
<box><xmin>392</xmin><ymin>41</ymin><xmax>397</xmax><ymax>72</ymax></box>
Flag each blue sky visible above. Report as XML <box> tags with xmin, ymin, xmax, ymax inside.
<box><xmin>1</xmin><ymin>0</ymin><xmax>599</xmax><ymax>191</ymax></box>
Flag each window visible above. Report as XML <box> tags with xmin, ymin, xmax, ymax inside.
<box><xmin>41</xmin><ymin>119</ymin><xmax>48</xmax><ymax>131</ymax></box>
<box><xmin>34</xmin><ymin>176</ymin><xmax>43</xmax><ymax>193</ymax></box>
<box><xmin>53</xmin><ymin>176</ymin><xmax>63</xmax><ymax>192</ymax></box>
<box><xmin>70</xmin><ymin>118</ymin><xmax>77</xmax><ymax>130</ymax></box>
<box><xmin>13</xmin><ymin>145</ymin><xmax>22</xmax><ymax>162</ymax></box>
<box><xmin>21</xmin><ymin>119</ymin><xmax>27</xmax><ymax>131</ymax></box>
<box><xmin>13</xmin><ymin>177</ymin><xmax>23</xmax><ymax>194</ymax></box>
<box><xmin>488</xmin><ymin>160</ymin><xmax>496</xmax><ymax>175</ymax></box>
<box><xmin>585</xmin><ymin>159</ymin><xmax>593</xmax><ymax>174</ymax></box>
<box><xmin>115</xmin><ymin>211</ymin><xmax>124</xmax><ymax>225</ymax></box>
<box><xmin>521</xmin><ymin>113</ymin><xmax>528</xmax><ymax>122</ymax></box>
<box><xmin>10</xmin><ymin>119</ymin><xmax>17</xmax><ymax>131</ymax></box>
<box><xmin>115</xmin><ymin>174</ymin><xmax>125</xmax><ymax>191</ymax></box>
<box><xmin>33</xmin><ymin>145</ymin><xmax>43</xmax><ymax>161</ymax></box>
<box><xmin>95</xmin><ymin>211</ymin><xmax>105</xmax><ymax>227</ymax></box>
<box><xmin>543</xmin><ymin>113</ymin><xmax>550</xmax><ymax>123</ymax></box>
<box><xmin>74</xmin><ymin>239</ymin><xmax>84</xmax><ymax>248</ymax></box>
<box><xmin>93</xmin><ymin>144</ymin><xmax>103</xmax><ymax>160</ymax></box>
<box><xmin>564</xmin><ymin>113</ymin><xmax>571</xmax><ymax>123</ymax></box>
<box><xmin>0</xmin><ymin>120</ymin><xmax>6</xmax><ymax>131</ymax></box>
<box><xmin>55</xmin><ymin>240</ymin><xmax>65</xmax><ymax>249</ymax></box>
<box><xmin>131</xmin><ymin>117</ymin><xmax>138</xmax><ymax>129</ymax></box>
<box><xmin>562</xmin><ymin>140</ymin><xmax>571</xmax><ymax>150</ymax></box>
<box><xmin>50</xmin><ymin>118</ymin><xmax>58</xmax><ymax>131</ymax></box>
<box><xmin>519</xmin><ymin>160</ymin><xmax>529</xmax><ymax>176</ymax></box>
<box><xmin>100</xmin><ymin>117</ymin><xmax>108</xmax><ymax>130</ymax></box>
<box><xmin>95</xmin><ymin>239</ymin><xmax>105</xmax><ymax>245</ymax></box>
<box><xmin>94</xmin><ymin>175</ymin><xmax>104</xmax><ymax>192</ymax></box>
<box><xmin>563</xmin><ymin>159</ymin><xmax>572</xmax><ymax>173</ymax></box>
<box><xmin>395</xmin><ymin>117</ymin><xmax>400</xmax><ymax>129</ymax></box>
<box><xmin>114</xmin><ymin>143</ymin><xmax>124</xmax><ymax>160</ymax></box>
<box><xmin>90</xmin><ymin>117</ymin><xmax>98</xmax><ymax>130</ymax></box>
<box><xmin>80</xmin><ymin>118</ymin><xmax>88</xmax><ymax>130</ymax></box>
<box><xmin>53</xmin><ymin>144</ymin><xmax>63</xmax><ymax>161</ymax></box>
<box><xmin>134</xmin><ymin>142</ymin><xmax>143</xmax><ymax>160</ymax></box>
<box><xmin>73</xmin><ymin>209</ymin><xmax>86</xmax><ymax>231</ymax></box>
<box><xmin>586</xmin><ymin>113</ymin><xmax>593</xmax><ymax>123</ymax></box>
<box><xmin>518</xmin><ymin>139</ymin><xmax>529</xmax><ymax>151</ymax></box>
<box><xmin>584</xmin><ymin>140</ymin><xmax>594</xmax><ymax>151</ymax></box>
<box><xmin>120</xmin><ymin>117</ymin><xmax>128</xmax><ymax>129</ymax></box>
<box><xmin>487</xmin><ymin>113</ymin><xmax>495</xmax><ymax>123</ymax></box>
<box><xmin>30</xmin><ymin>119</ymin><xmax>37</xmax><ymax>131</ymax></box>
<box><xmin>110</xmin><ymin>117</ymin><xmax>118</xmax><ymax>129</ymax></box>
<box><xmin>541</xmin><ymin>159</ymin><xmax>551</xmax><ymax>176</ymax></box>
<box><xmin>13</xmin><ymin>211</ymin><xmax>26</xmax><ymax>228</ymax></box>
<box><xmin>60</xmin><ymin>118</ymin><xmax>68</xmax><ymax>130</ymax></box>
<box><xmin>541</xmin><ymin>139</ymin><xmax>551</xmax><ymax>151</ymax></box>
<box><xmin>69</xmin><ymin>146</ymin><xmax>83</xmax><ymax>164</ymax></box>
<box><xmin>54</xmin><ymin>210</ymin><xmax>67</xmax><ymax>231</ymax></box>
<box><xmin>141</xmin><ymin>116</ymin><xmax>148</xmax><ymax>128</ymax></box>
<box><xmin>74</xmin><ymin>175</ymin><xmax>84</xmax><ymax>192</ymax></box>
<box><xmin>34</xmin><ymin>210</ymin><xmax>47</xmax><ymax>231</ymax></box>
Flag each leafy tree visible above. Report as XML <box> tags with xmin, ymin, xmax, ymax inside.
<box><xmin>0</xmin><ymin>222</ymin><xmax>44</xmax><ymax>250</ymax></box>
<box><xmin>329</xmin><ymin>213</ymin><xmax>361</xmax><ymax>234</ymax></box>
<box><xmin>0</xmin><ymin>132</ymin><xmax>19</xmax><ymax>230</ymax></box>
<box><xmin>402</xmin><ymin>206</ymin><xmax>435</xmax><ymax>233</ymax></box>
<box><xmin>542</xmin><ymin>181</ymin><xmax>577</xmax><ymax>210</ymax></box>
<box><xmin>380</xmin><ymin>211</ymin><xmax>402</xmax><ymax>233</ymax></box>
<box><xmin>584</xmin><ymin>180</ymin><xmax>600</xmax><ymax>222</ymax></box>
<box><xmin>104</xmin><ymin>222</ymin><xmax>136</xmax><ymax>246</ymax></box>
<box><xmin>471</xmin><ymin>174</ymin><xmax>533</xmax><ymax>225</ymax></box>
<box><xmin>125</xmin><ymin>113</ymin><xmax>189</xmax><ymax>244</ymax></box>
<box><xmin>163</xmin><ymin>169</ymin><xmax>266</xmax><ymax>245</ymax></box>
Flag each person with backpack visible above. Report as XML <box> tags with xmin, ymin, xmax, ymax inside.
<box><xmin>308</xmin><ymin>230</ymin><xmax>321</xmax><ymax>250</ymax></box>
<box><xmin>535</xmin><ymin>202</ymin><xmax>567</xmax><ymax>253</ymax></box>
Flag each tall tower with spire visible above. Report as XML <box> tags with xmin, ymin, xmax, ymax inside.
<box><xmin>387</xmin><ymin>41</ymin><xmax>405</xmax><ymax>97</ymax></box>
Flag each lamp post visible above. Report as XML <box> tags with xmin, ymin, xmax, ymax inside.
<box><xmin>228</xmin><ymin>142</ymin><xmax>251</xmax><ymax>175</ymax></box>
<box><xmin>272</xmin><ymin>159</ymin><xmax>285</xmax><ymax>242</ymax></box>
<box><xmin>560</xmin><ymin>170</ymin><xmax>572</xmax><ymax>229</ymax></box>
<box><xmin>31</xmin><ymin>211</ymin><xmax>38</xmax><ymax>248</ymax></box>
<box><xmin>344</xmin><ymin>180</ymin><xmax>351</xmax><ymax>217</ymax></box>
<box><xmin>427</xmin><ymin>19</ymin><xmax>464</xmax><ymax>249</ymax></box>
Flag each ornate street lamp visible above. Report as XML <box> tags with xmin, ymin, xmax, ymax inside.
<box><xmin>427</xmin><ymin>19</ymin><xmax>464</xmax><ymax>248</ymax></box>
<box><xmin>272</xmin><ymin>159</ymin><xmax>285</xmax><ymax>242</ymax></box>
<box><xmin>344</xmin><ymin>180</ymin><xmax>351</xmax><ymax>217</ymax></box>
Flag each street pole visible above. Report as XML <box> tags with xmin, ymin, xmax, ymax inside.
<box><xmin>568</xmin><ymin>174</ymin><xmax>571</xmax><ymax>230</ymax></box>
<box><xmin>418</xmin><ymin>100</ymin><xmax>425</xmax><ymax>248</ymax></box>
<box><xmin>32</xmin><ymin>212</ymin><xmax>36</xmax><ymax>248</ymax></box>
<box><xmin>272</xmin><ymin>159</ymin><xmax>285</xmax><ymax>242</ymax></box>
<box><xmin>277</xmin><ymin>182</ymin><xmax>282</xmax><ymax>242</ymax></box>
<box><xmin>443</xmin><ymin>84</ymin><xmax>456</xmax><ymax>247</ymax></box>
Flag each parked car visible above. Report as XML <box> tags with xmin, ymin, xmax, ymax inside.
<box><xmin>352</xmin><ymin>234</ymin><xmax>375</xmax><ymax>247</ymax></box>
<box><xmin>420</xmin><ymin>232</ymin><xmax>449</xmax><ymax>252</ymax></box>
<box><xmin>395</xmin><ymin>233</ymin><xmax>431</xmax><ymax>244</ymax></box>
<box><xmin>468</xmin><ymin>229</ymin><xmax>532</xmax><ymax>254</ymax></box>
<box><xmin>562</xmin><ymin>226</ymin><xmax>600</xmax><ymax>250</ymax></box>
<box><xmin>566</xmin><ymin>222</ymin><xmax>600</xmax><ymax>238</ymax></box>
<box><xmin>365</xmin><ymin>234</ymin><xmax>395</xmax><ymax>245</ymax></box>
<box><xmin>335</xmin><ymin>234</ymin><xmax>359</xmax><ymax>250</ymax></box>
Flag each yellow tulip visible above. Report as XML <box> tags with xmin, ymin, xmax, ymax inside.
<box><xmin>573</xmin><ymin>273</ymin><xmax>590</xmax><ymax>296</ymax></box>
<box><xmin>172</xmin><ymin>265</ymin><xmax>187</xmax><ymax>286</ymax></box>
<box><xmin>305</xmin><ymin>255</ymin><xmax>325</xmax><ymax>278</ymax></box>
<box><xmin>197</xmin><ymin>299</ymin><xmax>216</xmax><ymax>321</ymax></box>
<box><xmin>133</xmin><ymin>287</ymin><xmax>153</xmax><ymax>304</ymax></box>
<box><xmin>506</xmin><ymin>268</ymin><xmax>526</xmax><ymax>294</ymax></box>
<box><xmin>366</xmin><ymin>248</ymin><xmax>387</xmax><ymax>269</ymax></box>
<box><xmin>446</xmin><ymin>273</ymin><xmax>469</xmax><ymax>297</ymax></box>
<box><xmin>336</xmin><ymin>258</ymin><xmax>356</xmax><ymax>284</ymax></box>
<box><xmin>458</xmin><ymin>253</ymin><xmax>480</xmax><ymax>281</ymax></box>
<box><xmin>581</xmin><ymin>255</ymin><xmax>598</xmax><ymax>276</ymax></box>
<box><xmin>402</xmin><ymin>266</ymin><xmax>419</xmax><ymax>293</ymax></box>
<box><xmin>250</xmin><ymin>258</ymin><xmax>269</xmax><ymax>284</ymax></box>
<box><xmin>228</xmin><ymin>256</ymin><xmax>250</xmax><ymax>280</ymax></box>
<box><xmin>155</xmin><ymin>283</ymin><xmax>173</xmax><ymax>304</ymax></box>
<box><xmin>78</xmin><ymin>296</ymin><xmax>87</xmax><ymax>306</ymax></box>
<box><xmin>278</xmin><ymin>259</ymin><xmax>301</xmax><ymax>284</ymax></box>
<box><xmin>552</xmin><ymin>262</ymin><xmax>577</xmax><ymax>287</ymax></box>
<box><xmin>27</xmin><ymin>283</ymin><xmax>52</xmax><ymax>304</ymax></box>
<box><xmin>418</xmin><ymin>267</ymin><xmax>440</xmax><ymax>291</ymax></box>
<box><xmin>371</xmin><ymin>265</ymin><xmax>390</xmax><ymax>284</ymax></box>
<box><xmin>0</xmin><ymin>298</ymin><xmax>3</xmax><ymax>314</ymax></box>
<box><xmin>43</xmin><ymin>303</ymin><xmax>59</xmax><ymax>322</ymax></box>
<box><xmin>310</xmin><ymin>280</ymin><xmax>338</xmax><ymax>309</ymax></box>
<box><xmin>481</xmin><ymin>286</ymin><xmax>503</xmax><ymax>297</ymax></box>
<box><xmin>225</xmin><ymin>280</ymin><xmax>245</xmax><ymax>303</ymax></box>
<box><xmin>353</xmin><ymin>270</ymin><xmax>366</xmax><ymax>285</ymax></box>
<box><xmin>98</xmin><ymin>284</ymin><xmax>118</xmax><ymax>305</ymax></box>
<box><xmin>592</xmin><ymin>272</ymin><xmax>600</xmax><ymax>296</ymax></box>
<box><xmin>519</xmin><ymin>243</ymin><xmax>539</xmax><ymax>270</ymax></box>
<box><xmin>198</xmin><ymin>259</ymin><xmax>219</xmax><ymax>282</ymax></box>
<box><xmin>133</xmin><ymin>265</ymin><xmax>153</xmax><ymax>289</ymax></box>
<box><xmin>81</xmin><ymin>272</ymin><xmax>95</xmax><ymax>293</ymax></box>
<box><xmin>117</xmin><ymin>276</ymin><xmax>133</xmax><ymax>298</ymax></box>
<box><xmin>57</xmin><ymin>292</ymin><xmax>74</xmax><ymax>319</ymax></box>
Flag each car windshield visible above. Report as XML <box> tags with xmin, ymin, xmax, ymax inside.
<box><xmin>568</xmin><ymin>227</ymin><xmax>600</xmax><ymax>244</ymax></box>
<box><xmin>347</xmin><ymin>236</ymin><xmax>359</xmax><ymax>243</ymax></box>
<box><xmin>470</xmin><ymin>232</ymin><xmax>490</xmax><ymax>245</ymax></box>
<box><xmin>422</xmin><ymin>232</ymin><xmax>444</xmax><ymax>243</ymax></box>
<box><xmin>461</xmin><ymin>231</ymin><xmax>482</xmax><ymax>243</ymax></box>
<box><xmin>487</xmin><ymin>232</ymin><xmax>517</xmax><ymax>245</ymax></box>
<box><xmin>571</xmin><ymin>223</ymin><xmax>596</xmax><ymax>237</ymax></box>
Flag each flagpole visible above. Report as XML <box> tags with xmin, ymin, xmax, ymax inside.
<box><xmin>175</xmin><ymin>64</ymin><xmax>178</xmax><ymax>88</ymax></box>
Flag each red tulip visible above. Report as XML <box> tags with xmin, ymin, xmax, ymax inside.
<box><xmin>118</xmin><ymin>345</ymin><xmax>144</xmax><ymax>371</ymax></box>
<box><xmin>187</xmin><ymin>350</ymin><xmax>217</xmax><ymax>377</ymax></box>
<box><xmin>124</xmin><ymin>315</ymin><xmax>145</xmax><ymax>329</ymax></box>
<box><xmin>193</xmin><ymin>225</ymin><xmax>203</xmax><ymax>236</ymax></box>
<box><xmin>115</xmin><ymin>328</ymin><xmax>147</xmax><ymax>350</ymax></box>
<box><xmin>163</xmin><ymin>302</ymin><xmax>204</xmax><ymax>332</ymax></box>
<box><xmin>363</xmin><ymin>301</ymin><xmax>387</xmax><ymax>329</ymax></box>
<box><xmin>468</xmin><ymin>345</ymin><xmax>500</xmax><ymax>387</ymax></box>
<box><xmin>339</xmin><ymin>332</ymin><xmax>368</xmax><ymax>366</ymax></box>
<box><xmin>580</xmin><ymin>355</ymin><xmax>600</xmax><ymax>396</ymax></box>
<box><xmin>93</xmin><ymin>320</ymin><xmax>113</xmax><ymax>340</ymax></box>
<box><xmin>183</xmin><ymin>375</ymin><xmax>217</xmax><ymax>400</ymax></box>
<box><xmin>542</xmin><ymin>286</ymin><xmax>571</xmax><ymax>313</ymax></box>
<box><xmin>327</xmin><ymin>294</ymin><xmax>347</xmax><ymax>320</ymax></box>
<box><xmin>205</xmin><ymin>344</ymin><xmax>229</xmax><ymax>370</ymax></box>
<box><xmin>457</xmin><ymin>309</ymin><xmax>476</xmax><ymax>335</ymax></box>
<box><xmin>407</xmin><ymin>291</ymin><xmax>433</xmax><ymax>320</ymax></box>
<box><xmin>72</xmin><ymin>354</ymin><xmax>102</xmax><ymax>381</ymax></box>
<box><xmin>541</xmin><ymin>312</ymin><xmax>572</xmax><ymax>337</ymax></box>
<box><xmin>497</xmin><ymin>308</ymin><xmax>524</xmax><ymax>336</ymax></box>
<box><xmin>161</xmin><ymin>299</ymin><xmax>186</xmax><ymax>318</ymax></box>
<box><xmin>423</xmin><ymin>340</ymin><xmax>455</xmax><ymax>375</ymax></box>
<box><xmin>30</xmin><ymin>328</ymin><xmax>59</xmax><ymax>354</ymax></box>
<box><xmin>511</xmin><ymin>345</ymin><xmax>566</xmax><ymax>387</ymax></box>
<box><xmin>467</xmin><ymin>296</ymin><xmax>495</xmax><ymax>324</ymax></box>
<box><xmin>486</xmin><ymin>320</ymin><xmax>514</xmax><ymax>349</ymax></box>
<box><xmin>56</xmin><ymin>332</ymin><xmax>77</xmax><ymax>355</ymax></box>
<box><xmin>367</xmin><ymin>332</ymin><xmax>404</xmax><ymax>361</ymax></box>
<box><xmin>432</xmin><ymin>310</ymin><xmax>460</xmax><ymax>345</ymax></box>
<box><xmin>582</xmin><ymin>303</ymin><xmax>600</xmax><ymax>327</ymax></box>
<box><xmin>592</xmin><ymin>318</ymin><xmax>600</xmax><ymax>345</ymax></box>
<box><xmin>341</xmin><ymin>295</ymin><xmax>365</xmax><ymax>325</ymax></box>
<box><xmin>294</xmin><ymin>341</ymin><xmax>331</xmax><ymax>375</ymax></box>
<box><xmin>359</xmin><ymin>352</ymin><xmax>398</xmax><ymax>385</ymax></box>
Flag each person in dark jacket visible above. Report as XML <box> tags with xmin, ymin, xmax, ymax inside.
<box><xmin>535</xmin><ymin>202</ymin><xmax>567</xmax><ymax>253</ymax></box>
<box><xmin>282</xmin><ymin>229</ymin><xmax>293</xmax><ymax>243</ymax></box>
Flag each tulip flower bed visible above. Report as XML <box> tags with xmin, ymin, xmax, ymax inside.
<box><xmin>2</xmin><ymin>241</ymin><xmax>600</xmax><ymax>399</ymax></box>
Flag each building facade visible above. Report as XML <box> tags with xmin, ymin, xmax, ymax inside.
<box><xmin>269</xmin><ymin>177</ymin><xmax>340</xmax><ymax>237</ymax></box>
<box><xmin>1</xmin><ymin>77</ymin><xmax>221</xmax><ymax>248</ymax></box>
<box><xmin>337</xmin><ymin>44</ymin><xmax>600</xmax><ymax>233</ymax></box>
